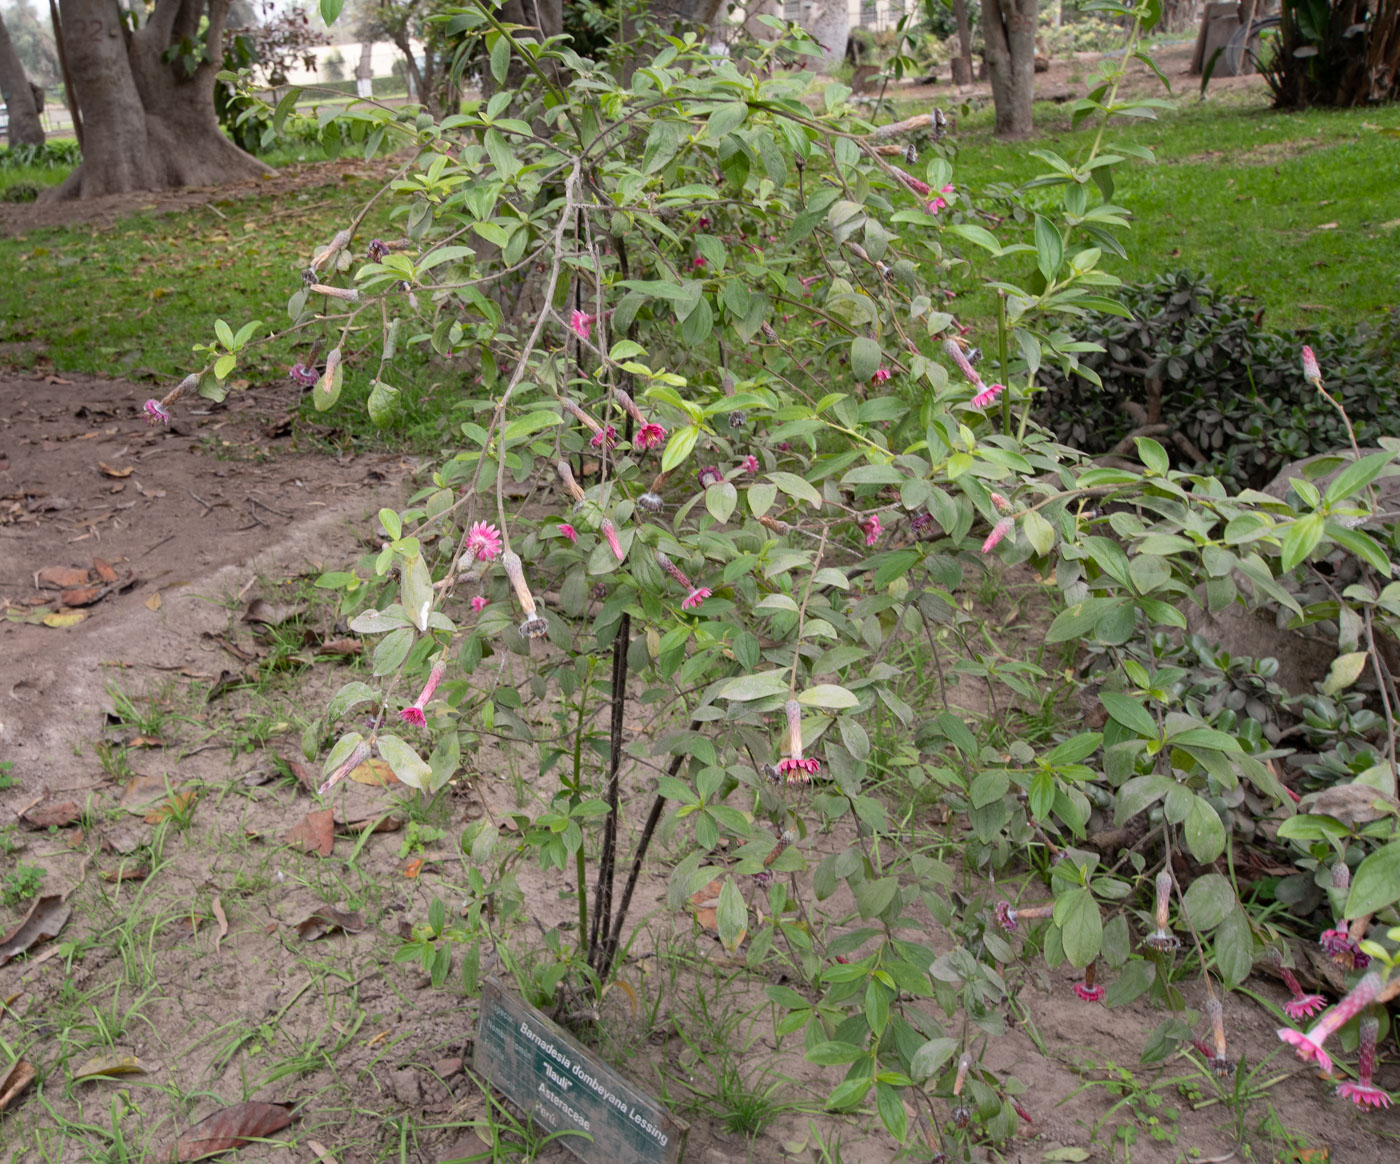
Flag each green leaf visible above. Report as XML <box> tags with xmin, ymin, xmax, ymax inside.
<box><xmin>715</xmin><ymin>877</ymin><xmax>747</xmax><ymax>952</ymax></box>
<box><xmin>1280</xmin><ymin>512</ymin><xmax>1324</xmax><ymax>572</ymax></box>
<box><xmin>1323</xmin><ymin>451</ymin><xmax>1393</xmax><ymax>505</ymax></box>
<box><xmin>909</xmin><ymin>1037</ymin><xmax>959</xmax><ymax>1080</ymax></box>
<box><xmin>400</xmin><ymin>553</ymin><xmax>434</xmax><ymax>632</ymax></box>
<box><xmin>327</xmin><ymin>681</ymin><xmax>378</xmax><ymax>721</ymax></box>
<box><xmin>367</xmin><ymin>380</ymin><xmax>401</xmax><ymax>428</ymax></box>
<box><xmin>489</xmin><ymin>35</ymin><xmax>511</xmax><ymax>85</ymax></box>
<box><xmin>850</xmin><ymin>337</ymin><xmax>882</xmax><ymax>382</ymax></box>
<box><xmin>705</xmin><ymin>101</ymin><xmax>749</xmax><ymax>140</ymax></box>
<box><xmin>1183</xmin><ymin>796</ymin><xmax>1225</xmax><ymax>863</ymax></box>
<box><xmin>1345</xmin><ymin>841</ymin><xmax>1400</xmax><ymax>918</ymax></box>
<box><xmin>718</xmin><ymin>672</ymin><xmax>789</xmax><ymax>701</ymax></box>
<box><xmin>1134</xmin><ymin>437</ymin><xmax>1169</xmax><ymax>474</ymax></box>
<box><xmin>1023</xmin><ymin>510</ymin><xmax>1055</xmax><ymax>556</ymax></box>
<box><xmin>706</xmin><ymin>481</ymin><xmax>737</xmax><ymax>524</ymax></box>
<box><xmin>661</xmin><ymin>424</ymin><xmax>701</xmax><ymax>471</ymax></box>
<box><xmin>1057</xmin><ymin>887</ymin><xmax>1102</xmax><ymax>968</ymax></box>
<box><xmin>1113</xmin><ymin>774</ymin><xmax>1175</xmax><ymax>827</ymax></box>
<box><xmin>946</xmin><ymin>223</ymin><xmax>1002</xmax><ymax>254</ymax></box>
<box><xmin>1100</xmin><ymin>692</ymin><xmax>1159</xmax><ymax>738</ymax></box>
<box><xmin>798</xmin><ymin>684</ymin><xmax>858</xmax><ymax>709</ymax></box>
<box><xmin>1034</xmin><ymin>215</ymin><xmax>1064</xmax><ymax>282</ymax></box>
<box><xmin>1045</xmin><ymin>732</ymin><xmax>1103</xmax><ymax>766</ymax></box>
<box><xmin>320</xmin><ymin>0</ymin><xmax>344</xmax><ymax>22</ymax></box>
<box><xmin>807</xmin><ymin>1041</ymin><xmax>867</xmax><ymax>1067</ymax></box>
<box><xmin>1105</xmin><ymin>960</ymin><xmax>1155</xmax><ymax>1007</ymax></box>
<box><xmin>378</xmin><ymin>508</ymin><xmax>402</xmax><ymax>541</ymax></box>
<box><xmin>768</xmin><ymin>472</ymin><xmax>823</xmax><ymax>510</ymax></box>
<box><xmin>1181</xmin><ymin>873</ymin><xmax>1234</xmax><ymax>931</ymax></box>
<box><xmin>1322</xmin><ymin>651</ymin><xmax>1368</xmax><ymax>695</ymax></box>
<box><xmin>875</xmin><ymin>1081</ymin><xmax>906</xmax><ymax>1143</ymax></box>
<box><xmin>748</xmin><ymin>482</ymin><xmax>777</xmax><ymax>516</ymax></box>
<box><xmin>376</xmin><ymin>733</ymin><xmax>432</xmax><ymax>791</ymax></box>
<box><xmin>1215</xmin><ymin>907</ymin><xmax>1253</xmax><ymax>990</ymax></box>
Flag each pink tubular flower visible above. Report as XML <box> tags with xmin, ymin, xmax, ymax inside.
<box><xmin>692</xmin><ymin>256</ymin><xmax>706</xmax><ymax>270</ymax></box>
<box><xmin>600</xmin><ymin>519</ymin><xmax>624</xmax><ymax>561</ymax></box>
<box><xmin>871</xmin><ymin>368</ymin><xmax>891</xmax><ymax>384</ymax></box>
<box><xmin>697</xmin><ymin>465</ymin><xmax>723</xmax><ymax>489</ymax></box>
<box><xmin>470</xmin><ymin>595</ymin><xmax>487</xmax><ymax>614</ymax></box>
<box><xmin>927</xmin><ymin>185</ymin><xmax>955</xmax><ymax>214</ymax></box>
<box><xmin>558</xmin><ymin>396</ymin><xmax>614</xmax><ymax>449</ymax></box>
<box><xmin>614</xmin><ymin>389</ymin><xmax>667</xmax><ymax>451</ymax></box>
<box><xmin>943</xmin><ymin>336</ymin><xmax>987</xmax><ymax>393</ymax></box>
<box><xmin>655</xmin><ymin>550</ymin><xmax>707</xmax><ymax>611</ymax></box>
<box><xmin>465</xmin><ymin>521</ymin><xmax>503</xmax><ymax>563</ymax></box>
<box><xmin>570</xmin><ymin>310</ymin><xmax>595</xmax><ymax>341</ymax></box>
<box><xmin>317</xmin><ymin>738</ymin><xmax>372</xmax><ymax>797</ymax></box>
<box><xmin>558</xmin><ymin>523</ymin><xmax>577</xmax><ymax>544</ymax></box>
<box><xmin>1143</xmin><ymin>870</ymin><xmax>1181</xmax><ymax>952</ymax></box>
<box><xmin>1277</xmin><ymin>963</ymin><xmax>1327</xmax><ymax>1021</ymax></box>
<box><xmin>1338</xmin><ymin>1015</ymin><xmax>1391</xmax><ymax>1109</ymax></box>
<box><xmin>1278</xmin><ymin>971</ymin><xmax>1385</xmax><ymax>1076</ymax></box>
<box><xmin>990</xmin><ymin>492</ymin><xmax>1013</xmax><ymax>514</ymax></box>
<box><xmin>995</xmin><ymin>901</ymin><xmax>1018</xmax><ymax>932</ymax></box>
<box><xmin>777</xmin><ymin>699</ymin><xmax>820</xmax><ymax>783</ymax></box>
<box><xmin>682</xmin><ymin>587</ymin><xmax>711</xmax><ymax>610</ymax></box>
<box><xmin>860</xmin><ymin>514</ymin><xmax>882</xmax><ymax>546</ymax></box>
<box><xmin>1320</xmin><ymin>927</ymin><xmax>1370</xmax><ymax>970</ymax></box>
<box><xmin>982</xmin><ymin>517</ymin><xmax>1014</xmax><ymax>554</ymax></box>
<box><xmin>143</xmin><ymin>399</ymin><xmax>171</xmax><ymax>426</ymax></box>
<box><xmin>1302</xmin><ymin>345</ymin><xmax>1322</xmax><ymax>387</ymax></box>
<box><xmin>971</xmin><ymin>383</ymin><xmax>1006</xmax><ymax>409</ymax></box>
<box><xmin>591</xmin><ymin>425</ymin><xmax>618</xmax><ymax>450</ymax></box>
<box><xmin>742</xmin><ymin>455</ymin><xmax>759</xmax><ymax>474</ymax></box>
<box><xmin>893</xmin><ymin>168</ymin><xmax>931</xmax><ymax>197</ymax></box>
<box><xmin>1073</xmin><ymin>961</ymin><xmax>1104</xmax><ymax>1003</ymax></box>
<box><xmin>289</xmin><ymin>363</ymin><xmax>319</xmax><ymax>387</ymax></box>
<box><xmin>399</xmin><ymin>656</ymin><xmax>447</xmax><ymax>728</ymax></box>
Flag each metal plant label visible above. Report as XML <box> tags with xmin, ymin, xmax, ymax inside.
<box><xmin>474</xmin><ymin>977</ymin><xmax>686</xmax><ymax>1164</ymax></box>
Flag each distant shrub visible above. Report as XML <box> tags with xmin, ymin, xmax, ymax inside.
<box><xmin>0</xmin><ymin>141</ymin><xmax>81</xmax><ymax>171</ymax></box>
<box><xmin>1037</xmin><ymin>271</ymin><xmax>1400</xmax><ymax>490</ymax></box>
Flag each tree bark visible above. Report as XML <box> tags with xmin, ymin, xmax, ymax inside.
<box><xmin>806</xmin><ymin>0</ymin><xmax>849</xmax><ymax>71</ymax></box>
<box><xmin>981</xmin><ymin>0</ymin><xmax>1038</xmax><ymax>138</ymax></box>
<box><xmin>951</xmin><ymin>0</ymin><xmax>975</xmax><ymax>85</ymax></box>
<box><xmin>0</xmin><ymin>12</ymin><xmax>46</xmax><ymax>145</ymax></box>
<box><xmin>46</xmin><ymin>0</ymin><xmax>271</xmax><ymax>199</ymax></box>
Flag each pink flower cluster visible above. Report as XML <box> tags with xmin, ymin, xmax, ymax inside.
<box><xmin>399</xmin><ymin>658</ymin><xmax>447</xmax><ymax>727</ymax></box>
<box><xmin>465</xmin><ymin>521</ymin><xmax>503</xmax><ymax>562</ymax></box>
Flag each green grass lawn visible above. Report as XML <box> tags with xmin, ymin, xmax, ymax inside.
<box><xmin>941</xmin><ymin>90</ymin><xmax>1400</xmax><ymax>332</ymax></box>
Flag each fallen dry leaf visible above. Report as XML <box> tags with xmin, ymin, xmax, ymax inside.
<box><xmin>98</xmin><ymin>462</ymin><xmax>134</xmax><ymax>479</ymax></box>
<box><xmin>0</xmin><ymin>895</ymin><xmax>71</xmax><ymax>967</ymax></box>
<box><xmin>145</xmin><ymin>592</ymin><xmax>163</xmax><ymax>612</ymax></box>
<box><xmin>1304</xmin><ymin>783</ymin><xmax>1400</xmax><ymax>826</ymax></box>
<box><xmin>306</xmin><ymin>1141</ymin><xmax>339</xmax><ymax>1164</ymax></box>
<box><xmin>294</xmin><ymin>907</ymin><xmax>364</xmax><ymax>942</ymax></box>
<box><xmin>242</xmin><ymin>598</ymin><xmax>304</xmax><ymax>627</ymax></box>
<box><xmin>72</xmin><ymin>1053</ymin><xmax>146</xmax><ymax>1082</ymax></box>
<box><xmin>92</xmin><ymin>557</ymin><xmax>119</xmax><ymax>583</ymax></box>
<box><xmin>349</xmin><ymin>757</ymin><xmax>397</xmax><ymax>787</ymax></box>
<box><xmin>401</xmin><ymin>857</ymin><xmax>424</xmax><ymax>879</ymax></box>
<box><xmin>60</xmin><ymin>584</ymin><xmax>105</xmax><ymax>607</ymax></box>
<box><xmin>340</xmin><ymin>812</ymin><xmax>403</xmax><ymax>834</ymax></box>
<box><xmin>100</xmin><ymin>865</ymin><xmax>149</xmax><ymax>883</ymax></box>
<box><xmin>435</xmin><ymin>1058</ymin><xmax>463</xmax><ymax>1078</ymax></box>
<box><xmin>145</xmin><ymin>789</ymin><xmax>197</xmax><ymax>824</ymax></box>
<box><xmin>127</xmin><ymin>736</ymin><xmax>163</xmax><ymax>748</ymax></box>
<box><xmin>20</xmin><ymin>801</ymin><xmax>82</xmax><ymax>830</ymax></box>
<box><xmin>285</xmin><ymin>809</ymin><xmax>334</xmax><ymax>857</ymax></box>
<box><xmin>42</xmin><ymin>610</ymin><xmax>87</xmax><ymax>629</ymax></box>
<box><xmin>280</xmin><ymin>754</ymin><xmax>317</xmax><ymax>793</ymax></box>
<box><xmin>36</xmin><ymin>565</ymin><xmax>91</xmax><ymax>590</ymax></box>
<box><xmin>171</xmin><ymin>1100</ymin><xmax>296</xmax><ymax>1162</ymax></box>
<box><xmin>0</xmin><ymin>1058</ymin><xmax>36</xmax><ymax>1113</ymax></box>
<box><xmin>316</xmin><ymin>638</ymin><xmax>362</xmax><ymax>658</ymax></box>
<box><xmin>212</xmin><ymin>895</ymin><xmax>228</xmax><ymax>953</ymax></box>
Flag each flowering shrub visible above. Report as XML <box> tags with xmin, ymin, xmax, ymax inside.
<box><xmin>157</xmin><ymin>1</ymin><xmax>1400</xmax><ymax>1148</ymax></box>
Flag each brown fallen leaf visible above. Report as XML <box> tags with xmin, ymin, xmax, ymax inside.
<box><xmin>1305</xmin><ymin>783</ymin><xmax>1400</xmax><ymax>826</ymax></box>
<box><xmin>212</xmin><ymin>895</ymin><xmax>228</xmax><ymax>953</ymax></box>
<box><xmin>92</xmin><ymin>557</ymin><xmax>119</xmax><ymax>583</ymax></box>
<box><xmin>0</xmin><ymin>895</ymin><xmax>71</xmax><ymax>967</ymax></box>
<box><xmin>242</xmin><ymin>598</ymin><xmax>304</xmax><ymax>627</ymax></box>
<box><xmin>285</xmin><ymin>809</ymin><xmax>334</xmax><ymax>857</ymax></box>
<box><xmin>36</xmin><ymin>565</ymin><xmax>92</xmax><ymax>590</ymax></box>
<box><xmin>435</xmin><ymin>1058</ymin><xmax>463</xmax><ymax>1078</ymax></box>
<box><xmin>279</xmin><ymin>754</ymin><xmax>317</xmax><ymax>793</ymax></box>
<box><xmin>0</xmin><ymin>1058</ymin><xmax>36</xmax><ymax>1113</ymax></box>
<box><xmin>401</xmin><ymin>857</ymin><xmax>424</xmax><ymax>879</ymax></box>
<box><xmin>60</xmin><ymin>584</ymin><xmax>106</xmax><ymax>607</ymax></box>
<box><xmin>101</xmin><ymin>865</ymin><xmax>149</xmax><ymax>883</ymax></box>
<box><xmin>127</xmin><ymin>736</ymin><xmax>163</xmax><ymax>748</ymax></box>
<box><xmin>99</xmin><ymin>462</ymin><xmax>134</xmax><ymax>479</ymax></box>
<box><xmin>171</xmin><ymin>1100</ymin><xmax>296</xmax><ymax>1162</ymax></box>
<box><xmin>20</xmin><ymin>801</ymin><xmax>82</xmax><ymax>830</ymax></box>
<box><xmin>339</xmin><ymin>813</ymin><xmax>403</xmax><ymax>835</ymax></box>
<box><xmin>294</xmin><ymin>907</ymin><xmax>364</xmax><ymax>942</ymax></box>
<box><xmin>72</xmin><ymin>1053</ymin><xmax>147</xmax><ymax>1081</ymax></box>
<box><xmin>42</xmin><ymin>610</ymin><xmax>87</xmax><ymax>629</ymax></box>
<box><xmin>145</xmin><ymin>789</ymin><xmax>197</xmax><ymax>824</ymax></box>
<box><xmin>120</xmin><ymin>776</ymin><xmax>173</xmax><ymax>810</ymax></box>
<box><xmin>145</xmin><ymin>592</ymin><xmax>163</xmax><ymax>612</ymax></box>
<box><xmin>316</xmin><ymin>638</ymin><xmax>362</xmax><ymax>658</ymax></box>
<box><xmin>307</xmin><ymin>1142</ymin><xmax>339</xmax><ymax>1164</ymax></box>
<box><xmin>349</xmin><ymin>758</ymin><xmax>397</xmax><ymax>787</ymax></box>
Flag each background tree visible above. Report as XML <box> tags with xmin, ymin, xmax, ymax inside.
<box><xmin>49</xmin><ymin>0</ymin><xmax>272</xmax><ymax>199</ymax></box>
<box><xmin>980</xmin><ymin>0</ymin><xmax>1037</xmax><ymax>136</ymax></box>
<box><xmin>950</xmin><ymin>0</ymin><xmax>975</xmax><ymax>85</ymax></box>
<box><xmin>0</xmin><ymin>10</ymin><xmax>45</xmax><ymax>145</ymax></box>
<box><xmin>2</xmin><ymin>1</ymin><xmax>61</xmax><ymax>85</ymax></box>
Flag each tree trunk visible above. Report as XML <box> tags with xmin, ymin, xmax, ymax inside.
<box><xmin>951</xmin><ymin>0</ymin><xmax>975</xmax><ymax>85</ymax></box>
<box><xmin>806</xmin><ymin>0</ymin><xmax>850</xmax><ymax>71</ymax></box>
<box><xmin>981</xmin><ymin>0</ymin><xmax>1038</xmax><ymax>138</ymax></box>
<box><xmin>0</xmin><ymin>13</ymin><xmax>46</xmax><ymax>145</ymax></box>
<box><xmin>47</xmin><ymin>0</ymin><xmax>271</xmax><ymax>200</ymax></box>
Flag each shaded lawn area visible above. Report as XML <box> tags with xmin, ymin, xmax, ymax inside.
<box><xmin>944</xmin><ymin>91</ymin><xmax>1400</xmax><ymax>332</ymax></box>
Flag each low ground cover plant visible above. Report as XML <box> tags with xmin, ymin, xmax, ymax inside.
<box><xmin>9</xmin><ymin>3</ymin><xmax>1400</xmax><ymax>1156</ymax></box>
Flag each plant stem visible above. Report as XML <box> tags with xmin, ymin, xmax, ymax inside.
<box><xmin>589</xmin><ymin>612</ymin><xmax>631</xmax><ymax>972</ymax></box>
